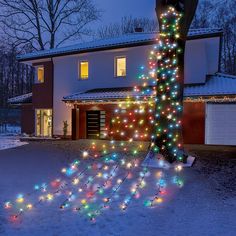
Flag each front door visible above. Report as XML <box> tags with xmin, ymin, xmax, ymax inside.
<box><xmin>86</xmin><ymin>111</ymin><xmax>100</xmax><ymax>139</ymax></box>
<box><xmin>36</xmin><ymin>109</ymin><xmax>52</xmax><ymax>137</ymax></box>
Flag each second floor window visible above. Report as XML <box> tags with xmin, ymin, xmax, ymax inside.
<box><xmin>115</xmin><ymin>57</ymin><xmax>126</xmax><ymax>77</ymax></box>
<box><xmin>79</xmin><ymin>61</ymin><xmax>89</xmax><ymax>80</ymax></box>
<box><xmin>36</xmin><ymin>66</ymin><xmax>44</xmax><ymax>83</ymax></box>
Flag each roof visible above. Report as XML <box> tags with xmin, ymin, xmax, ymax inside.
<box><xmin>17</xmin><ymin>28</ymin><xmax>222</xmax><ymax>62</ymax></box>
<box><xmin>8</xmin><ymin>93</ymin><xmax>32</xmax><ymax>105</ymax></box>
<box><xmin>63</xmin><ymin>73</ymin><xmax>236</xmax><ymax>103</ymax></box>
<box><xmin>184</xmin><ymin>73</ymin><xmax>236</xmax><ymax>97</ymax></box>
<box><xmin>9</xmin><ymin>73</ymin><xmax>236</xmax><ymax>105</ymax></box>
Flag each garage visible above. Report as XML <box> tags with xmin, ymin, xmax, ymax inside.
<box><xmin>206</xmin><ymin>103</ymin><xmax>236</xmax><ymax>145</ymax></box>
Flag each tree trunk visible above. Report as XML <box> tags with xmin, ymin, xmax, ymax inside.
<box><xmin>151</xmin><ymin>0</ymin><xmax>198</xmax><ymax>163</ymax></box>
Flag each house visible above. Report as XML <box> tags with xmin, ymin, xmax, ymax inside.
<box><xmin>8</xmin><ymin>28</ymin><xmax>236</xmax><ymax>145</ymax></box>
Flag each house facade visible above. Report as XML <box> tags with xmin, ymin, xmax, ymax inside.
<box><xmin>9</xmin><ymin>29</ymin><xmax>236</xmax><ymax>145</ymax></box>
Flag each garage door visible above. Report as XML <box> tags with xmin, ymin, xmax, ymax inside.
<box><xmin>206</xmin><ymin>104</ymin><xmax>236</xmax><ymax>145</ymax></box>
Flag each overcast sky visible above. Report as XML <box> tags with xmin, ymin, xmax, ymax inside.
<box><xmin>94</xmin><ymin>0</ymin><xmax>156</xmax><ymax>27</ymax></box>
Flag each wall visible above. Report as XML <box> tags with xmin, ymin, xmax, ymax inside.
<box><xmin>74</xmin><ymin>102</ymin><xmax>206</xmax><ymax>144</ymax></box>
<box><xmin>77</xmin><ymin>104</ymin><xmax>116</xmax><ymax>139</ymax></box>
<box><xmin>53</xmin><ymin>36</ymin><xmax>220</xmax><ymax>136</ymax></box>
<box><xmin>21</xmin><ymin>61</ymin><xmax>53</xmax><ymax>135</ymax></box>
<box><xmin>182</xmin><ymin>102</ymin><xmax>206</xmax><ymax>144</ymax></box>
<box><xmin>185</xmin><ymin>37</ymin><xmax>220</xmax><ymax>84</ymax></box>
<box><xmin>21</xmin><ymin>104</ymin><xmax>35</xmax><ymax>134</ymax></box>
<box><xmin>32</xmin><ymin>61</ymin><xmax>53</xmax><ymax>109</ymax></box>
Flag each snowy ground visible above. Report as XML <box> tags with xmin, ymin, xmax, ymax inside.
<box><xmin>0</xmin><ymin>135</ymin><xmax>28</xmax><ymax>151</ymax></box>
<box><xmin>0</xmin><ymin>141</ymin><xmax>235</xmax><ymax>236</ymax></box>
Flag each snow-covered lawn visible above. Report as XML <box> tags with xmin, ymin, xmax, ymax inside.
<box><xmin>0</xmin><ymin>135</ymin><xmax>28</xmax><ymax>151</ymax></box>
<box><xmin>0</xmin><ymin>141</ymin><xmax>235</xmax><ymax>236</ymax></box>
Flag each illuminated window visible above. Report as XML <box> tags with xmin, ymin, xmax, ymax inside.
<box><xmin>115</xmin><ymin>57</ymin><xmax>126</xmax><ymax>77</ymax></box>
<box><xmin>36</xmin><ymin>66</ymin><xmax>44</xmax><ymax>83</ymax></box>
<box><xmin>79</xmin><ymin>61</ymin><xmax>89</xmax><ymax>79</ymax></box>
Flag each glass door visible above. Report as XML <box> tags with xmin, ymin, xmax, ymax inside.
<box><xmin>36</xmin><ymin>109</ymin><xmax>52</xmax><ymax>137</ymax></box>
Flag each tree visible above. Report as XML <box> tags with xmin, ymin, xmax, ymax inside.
<box><xmin>148</xmin><ymin>0</ymin><xmax>198</xmax><ymax>163</ymax></box>
<box><xmin>97</xmin><ymin>16</ymin><xmax>158</xmax><ymax>39</ymax></box>
<box><xmin>0</xmin><ymin>0</ymin><xmax>101</xmax><ymax>51</ymax></box>
<box><xmin>192</xmin><ymin>0</ymin><xmax>236</xmax><ymax>75</ymax></box>
<box><xmin>0</xmin><ymin>44</ymin><xmax>34</xmax><ymax>108</ymax></box>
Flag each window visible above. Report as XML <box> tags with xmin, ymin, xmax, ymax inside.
<box><xmin>79</xmin><ymin>61</ymin><xmax>89</xmax><ymax>79</ymax></box>
<box><xmin>36</xmin><ymin>66</ymin><xmax>44</xmax><ymax>83</ymax></box>
<box><xmin>115</xmin><ymin>57</ymin><xmax>126</xmax><ymax>77</ymax></box>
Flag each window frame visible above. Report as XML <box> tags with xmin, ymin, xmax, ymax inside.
<box><xmin>35</xmin><ymin>65</ymin><xmax>45</xmax><ymax>84</ymax></box>
<box><xmin>78</xmin><ymin>60</ymin><xmax>89</xmax><ymax>80</ymax></box>
<box><xmin>114</xmin><ymin>56</ymin><xmax>127</xmax><ymax>78</ymax></box>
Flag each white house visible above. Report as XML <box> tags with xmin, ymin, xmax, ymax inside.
<box><xmin>9</xmin><ymin>28</ymin><xmax>236</xmax><ymax>145</ymax></box>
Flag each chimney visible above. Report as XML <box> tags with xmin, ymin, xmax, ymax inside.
<box><xmin>134</xmin><ymin>27</ymin><xmax>143</xmax><ymax>33</ymax></box>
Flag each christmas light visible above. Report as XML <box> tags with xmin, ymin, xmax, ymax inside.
<box><xmin>3</xmin><ymin>5</ymin><xmax>187</xmax><ymax>224</ymax></box>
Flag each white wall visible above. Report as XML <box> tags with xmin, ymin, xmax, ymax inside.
<box><xmin>185</xmin><ymin>37</ymin><xmax>220</xmax><ymax>84</ymax></box>
<box><xmin>53</xmin><ymin>37</ymin><xmax>220</xmax><ymax>135</ymax></box>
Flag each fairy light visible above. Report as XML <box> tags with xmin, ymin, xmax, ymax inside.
<box><xmin>3</xmin><ymin>6</ymin><xmax>187</xmax><ymax>224</ymax></box>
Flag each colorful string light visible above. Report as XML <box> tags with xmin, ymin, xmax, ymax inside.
<box><xmin>3</xmin><ymin>6</ymin><xmax>186</xmax><ymax>224</ymax></box>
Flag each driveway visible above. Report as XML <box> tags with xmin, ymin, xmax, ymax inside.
<box><xmin>0</xmin><ymin>141</ymin><xmax>235</xmax><ymax>236</ymax></box>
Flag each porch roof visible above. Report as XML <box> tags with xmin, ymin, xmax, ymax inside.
<box><xmin>8</xmin><ymin>93</ymin><xmax>32</xmax><ymax>105</ymax></box>
<box><xmin>63</xmin><ymin>73</ymin><xmax>236</xmax><ymax>103</ymax></box>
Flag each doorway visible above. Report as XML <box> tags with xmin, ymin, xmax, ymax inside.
<box><xmin>36</xmin><ymin>109</ymin><xmax>52</xmax><ymax>137</ymax></box>
<box><xmin>86</xmin><ymin>111</ymin><xmax>100</xmax><ymax>139</ymax></box>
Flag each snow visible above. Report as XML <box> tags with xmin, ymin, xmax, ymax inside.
<box><xmin>63</xmin><ymin>73</ymin><xmax>236</xmax><ymax>103</ymax></box>
<box><xmin>184</xmin><ymin>73</ymin><xmax>236</xmax><ymax>97</ymax></box>
<box><xmin>8</xmin><ymin>93</ymin><xmax>32</xmax><ymax>105</ymax></box>
<box><xmin>17</xmin><ymin>28</ymin><xmax>222</xmax><ymax>61</ymax></box>
<box><xmin>0</xmin><ymin>135</ymin><xmax>28</xmax><ymax>151</ymax></box>
<box><xmin>0</xmin><ymin>141</ymin><xmax>235</xmax><ymax>236</ymax></box>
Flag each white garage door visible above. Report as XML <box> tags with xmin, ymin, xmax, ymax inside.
<box><xmin>206</xmin><ymin>103</ymin><xmax>236</xmax><ymax>145</ymax></box>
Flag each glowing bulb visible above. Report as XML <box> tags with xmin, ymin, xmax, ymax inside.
<box><xmin>82</xmin><ymin>151</ymin><xmax>89</xmax><ymax>158</ymax></box>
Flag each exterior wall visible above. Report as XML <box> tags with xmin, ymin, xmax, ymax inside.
<box><xmin>77</xmin><ymin>104</ymin><xmax>116</xmax><ymax>139</ymax></box>
<box><xmin>21</xmin><ymin>104</ymin><xmax>35</xmax><ymax>134</ymax></box>
<box><xmin>32</xmin><ymin>61</ymin><xmax>53</xmax><ymax>109</ymax></box>
<box><xmin>185</xmin><ymin>37</ymin><xmax>220</xmax><ymax>84</ymax></box>
<box><xmin>21</xmin><ymin>61</ymin><xmax>53</xmax><ymax>135</ymax></box>
<box><xmin>182</xmin><ymin>102</ymin><xmax>206</xmax><ymax>144</ymax></box>
<box><xmin>74</xmin><ymin>102</ymin><xmax>206</xmax><ymax>144</ymax></box>
<box><xmin>53</xmin><ymin>37</ymin><xmax>220</xmax><ymax>136</ymax></box>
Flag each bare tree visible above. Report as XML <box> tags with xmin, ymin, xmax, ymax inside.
<box><xmin>0</xmin><ymin>0</ymin><xmax>101</xmax><ymax>51</ymax></box>
<box><xmin>191</xmin><ymin>0</ymin><xmax>236</xmax><ymax>75</ymax></box>
<box><xmin>97</xmin><ymin>16</ymin><xmax>158</xmax><ymax>39</ymax></box>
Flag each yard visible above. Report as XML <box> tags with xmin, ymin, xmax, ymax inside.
<box><xmin>0</xmin><ymin>140</ymin><xmax>235</xmax><ymax>236</ymax></box>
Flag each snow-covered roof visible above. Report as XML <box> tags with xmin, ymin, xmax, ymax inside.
<box><xmin>8</xmin><ymin>93</ymin><xmax>32</xmax><ymax>105</ymax></box>
<box><xmin>63</xmin><ymin>73</ymin><xmax>236</xmax><ymax>103</ymax></box>
<box><xmin>184</xmin><ymin>73</ymin><xmax>236</xmax><ymax>97</ymax></box>
<box><xmin>17</xmin><ymin>28</ymin><xmax>222</xmax><ymax>62</ymax></box>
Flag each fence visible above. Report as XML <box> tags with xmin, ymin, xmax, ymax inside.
<box><xmin>0</xmin><ymin>109</ymin><xmax>21</xmax><ymax>134</ymax></box>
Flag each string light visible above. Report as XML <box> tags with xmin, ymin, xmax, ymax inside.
<box><xmin>3</xmin><ymin>6</ymin><xmax>186</xmax><ymax>224</ymax></box>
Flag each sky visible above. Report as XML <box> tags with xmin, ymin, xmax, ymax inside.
<box><xmin>94</xmin><ymin>0</ymin><xmax>156</xmax><ymax>27</ymax></box>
